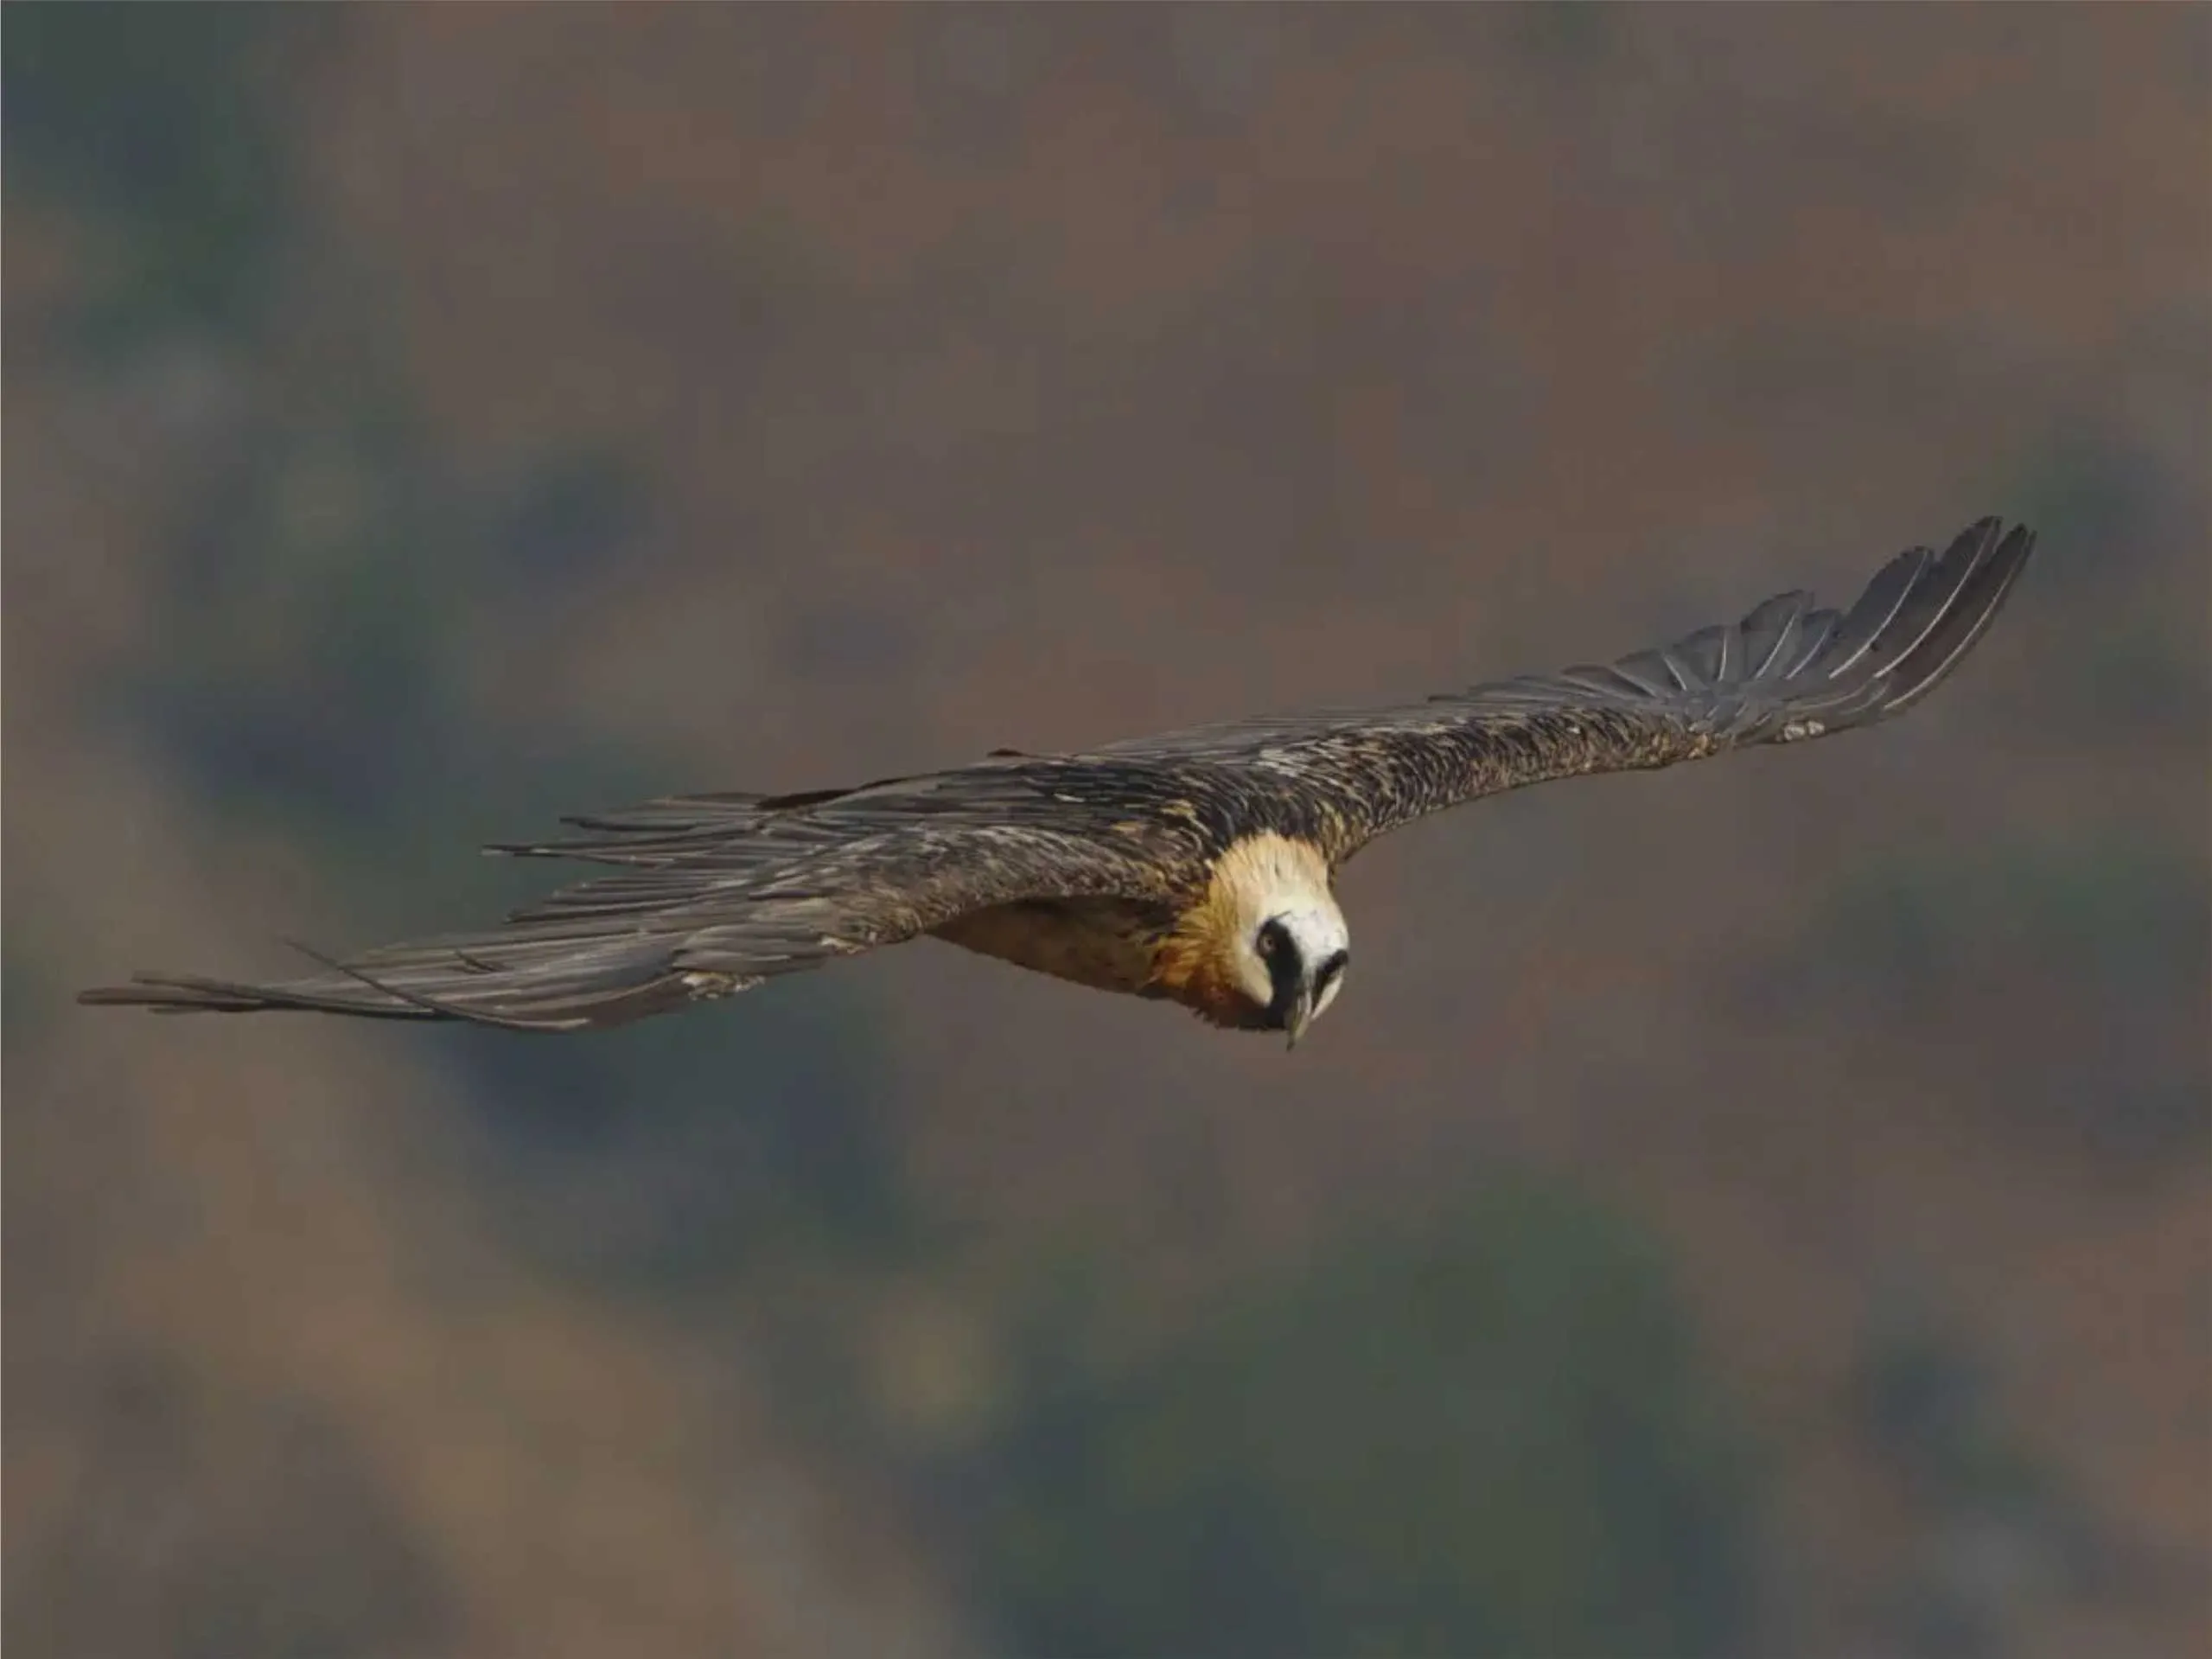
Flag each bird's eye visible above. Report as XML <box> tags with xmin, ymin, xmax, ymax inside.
<box><xmin>1255</xmin><ymin>920</ymin><xmax>1285</xmax><ymax>959</ymax></box>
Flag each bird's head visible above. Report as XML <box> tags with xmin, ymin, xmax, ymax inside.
<box><xmin>1155</xmin><ymin>832</ymin><xmax>1350</xmax><ymax>1048</ymax></box>
<box><xmin>1240</xmin><ymin>903</ymin><xmax>1351</xmax><ymax>1049</ymax></box>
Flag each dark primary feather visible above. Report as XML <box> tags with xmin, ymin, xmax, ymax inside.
<box><xmin>79</xmin><ymin>517</ymin><xmax>2030</xmax><ymax>1030</ymax></box>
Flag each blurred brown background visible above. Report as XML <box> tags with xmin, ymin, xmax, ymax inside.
<box><xmin>5</xmin><ymin>7</ymin><xmax>2206</xmax><ymax>1658</ymax></box>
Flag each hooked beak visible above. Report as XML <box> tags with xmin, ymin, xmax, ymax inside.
<box><xmin>1283</xmin><ymin>984</ymin><xmax>1316</xmax><ymax>1051</ymax></box>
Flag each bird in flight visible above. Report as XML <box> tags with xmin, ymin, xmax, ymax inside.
<box><xmin>83</xmin><ymin>518</ymin><xmax>2032</xmax><ymax>1048</ymax></box>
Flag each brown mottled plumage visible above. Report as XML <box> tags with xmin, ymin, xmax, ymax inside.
<box><xmin>81</xmin><ymin>517</ymin><xmax>2035</xmax><ymax>1047</ymax></box>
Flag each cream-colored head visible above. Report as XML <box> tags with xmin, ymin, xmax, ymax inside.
<box><xmin>1155</xmin><ymin>833</ymin><xmax>1350</xmax><ymax>1046</ymax></box>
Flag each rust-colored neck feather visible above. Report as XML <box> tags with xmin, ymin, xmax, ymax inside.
<box><xmin>1149</xmin><ymin>832</ymin><xmax>1335</xmax><ymax>1029</ymax></box>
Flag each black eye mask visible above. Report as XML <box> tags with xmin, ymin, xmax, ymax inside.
<box><xmin>1257</xmin><ymin>917</ymin><xmax>1303</xmax><ymax>1026</ymax></box>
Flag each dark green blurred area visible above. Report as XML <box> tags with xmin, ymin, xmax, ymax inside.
<box><xmin>4</xmin><ymin>3</ymin><xmax>297</xmax><ymax>346</ymax></box>
<box><xmin>8</xmin><ymin>8</ymin><xmax>2203</xmax><ymax>1659</ymax></box>
<box><xmin>976</xmin><ymin>1183</ymin><xmax>1753</xmax><ymax>1659</ymax></box>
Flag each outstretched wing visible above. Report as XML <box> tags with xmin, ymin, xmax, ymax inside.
<box><xmin>1093</xmin><ymin>516</ymin><xmax>2034</xmax><ymax>860</ymax></box>
<box><xmin>79</xmin><ymin>773</ymin><xmax>1202</xmax><ymax>1030</ymax></box>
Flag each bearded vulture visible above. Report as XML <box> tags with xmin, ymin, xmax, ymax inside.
<box><xmin>82</xmin><ymin>517</ymin><xmax>2033</xmax><ymax>1048</ymax></box>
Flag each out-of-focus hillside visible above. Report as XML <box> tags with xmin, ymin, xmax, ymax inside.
<box><xmin>6</xmin><ymin>9</ymin><xmax>2206</xmax><ymax>1658</ymax></box>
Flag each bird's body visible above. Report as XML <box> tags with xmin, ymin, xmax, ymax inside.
<box><xmin>931</xmin><ymin>895</ymin><xmax>1173</xmax><ymax>1001</ymax></box>
<box><xmin>82</xmin><ymin>518</ymin><xmax>2035</xmax><ymax>1048</ymax></box>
